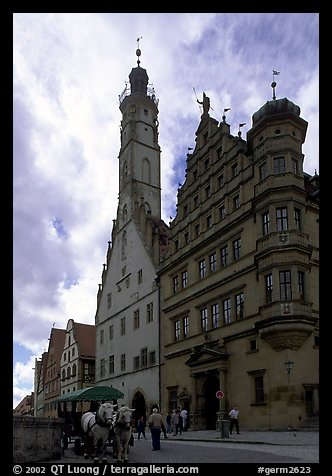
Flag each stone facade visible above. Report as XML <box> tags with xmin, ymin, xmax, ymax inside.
<box><xmin>13</xmin><ymin>416</ymin><xmax>63</xmax><ymax>463</ymax></box>
<box><xmin>159</xmin><ymin>97</ymin><xmax>319</xmax><ymax>430</ymax></box>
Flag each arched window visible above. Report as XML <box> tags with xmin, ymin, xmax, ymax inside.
<box><xmin>123</xmin><ymin>204</ymin><xmax>128</xmax><ymax>223</ymax></box>
<box><xmin>67</xmin><ymin>367</ymin><xmax>71</xmax><ymax>379</ymax></box>
<box><xmin>142</xmin><ymin>158</ymin><xmax>151</xmax><ymax>183</ymax></box>
<box><xmin>72</xmin><ymin>363</ymin><xmax>77</xmax><ymax>377</ymax></box>
<box><xmin>122</xmin><ymin>231</ymin><xmax>127</xmax><ymax>260</ymax></box>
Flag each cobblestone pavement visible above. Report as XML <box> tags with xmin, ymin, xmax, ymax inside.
<box><xmin>42</xmin><ymin>429</ymin><xmax>319</xmax><ymax>464</ymax></box>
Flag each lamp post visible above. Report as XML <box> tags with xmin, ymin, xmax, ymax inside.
<box><xmin>284</xmin><ymin>359</ymin><xmax>294</xmax><ymax>383</ymax></box>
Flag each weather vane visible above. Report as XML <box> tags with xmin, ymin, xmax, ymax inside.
<box><xmin>238</xmin><ymin>123</ymin><xmax>246</xmax><ymax>137</ymax></box>
<box><xmin>271</xmin><ymin>70</ymin><xmax>280</xmax><ymax>100</ymax></box>
<box><xmin>136</xmin><ymin>36</ymin><xmax>142</xmax><ymax>65</ymax></box>
<box><xmin>222</xmin><ymin>108</ymin><xmax>230</xmax><ymax>122</ymax></box>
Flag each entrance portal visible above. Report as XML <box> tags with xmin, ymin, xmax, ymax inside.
<box><xmin>203</xmin><ymin>374</ymin><xmax>220</xmax><ymax>430</ymax></box>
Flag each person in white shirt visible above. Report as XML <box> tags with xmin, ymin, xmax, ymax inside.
<box><xmin>180</xmin><ymin>408</ymin><xmax>188</xmax><ymax>431</ymax></box>
<box><xmin>229</xmin><ymin>406</ymin><xmax>240</xmax><ymax>434</ymax></box>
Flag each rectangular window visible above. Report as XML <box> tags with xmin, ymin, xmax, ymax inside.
<box><xmin>221</xmin><ymin>245</ymin><xmax>228</xmax><ymax>267</ymax></box>
<box><xmin>233</xmin><ymin>195</ymin><xmax>240</xmax><ymax>210</ymax></box>
<box><xmin>201</xmin><ymin>308</ymin><xmax>208</xmax><ymax>331</ymax></box>
<box><xmin>174</xmin><ymin>320</ymin><xmax>180</xmax><ymax>341</ymax></box>
<box><xmin>109</xmin><ymin>325</ymin><xmax>114</xmax><ymax>340</ymax></box>
<box><xmin>233</xmin><ymin>238</ymin><xmax>241</xmax><ymax>260</ymax></box>
<box><xmin>107</xmin><ymin>292</ymin><xmax>112</xmax><ymax>308</ymax></box>
<box><xmin>294</xmin><ymin>208</ymin><xmax>301</xmax><ymax>230</ymax></box>
<box><xmin>255</xmin><ymin>376</ymin><xmax>265</xmax><ymax>403</ymax></box>
<box><xmin>206</xmin><ymin>215</ymin><xmax>212</xmax><ymax>228</ymax></box>
<box><xmin>280</xmin><ymin>270</ymin><xmax>292</xmax><ymax>300</ymax></box>
<box><xmin>147</xmin><ymin>302</ymin><xmax>154</xmax><ymax>323</ymax></box>
<box><xmin>199</xmin><ymin>259</ymin><xmax>206</xmax><ymax>279</ymax></box>
<box><xmin>205</xmin><ymin>185</ymin><xmax>211</xmax><ymax>199</ymax></box>
<box><xmin>194</xmin><ymin>223</ymin><xmax>200</xmax><ymax>236</ymax></box>
<box><xmin>223</xmin><ymin>299</ymin><xmax>231</xmax><ymax>324</ymax></box>
<box><xmin>120</xmin><ymin>354</ymin><xmax>126</xmax><ymax>372</ymax></box>
<box><xmin>134</xmin><ymin>309</ymin><xmax>140</xmax><ymax>329</ymax></box>
<box><xmin>149</xmin><ymin>351</ymin><xmax>156</xmax><ymax>365</ymax></box>
<box><xmin>298</xmin><ymin>271</ymin><xmax>305</xmax><ymax>299</ymax></box>
<box><xmin>276</xmin><ymin>207</ymin><xmax>288</xmax><ymax>231</ymax></box>
<box><xmin>274</xmin><ymin>156</ymin><xmax>285</xmax><ymax>174</ymax></box>
<box><xmin>259</xmin><ymin>162</ymin><xmax>267</xmax><ymax>180</ymax></box>
<box><xmin>231</xmin><ymin>162</ymin><xmax>239</xmax><ymax>177</ymax></box>
<box><xmin>109</xmin><ymin>355</ymin><xmax>114</xmax><ymax>374</ymax></box>
<box><xmin>183</xmin><ymin>204</ymin><xmax>188</xmax><ymax>217</ymax></box>
<box><xmin>235</xmin><ymin>293</ymin><xmax>244</xmax><ymax>319</ymax></box>
<box><xmin>173</xmin><ymin>275</ymin><xmax>179</xmax><ymax>293</ymax></box>
<box><xmin>292</xmin><ymin>158</ymin><xmax>298</xmax><ymax>174</ymax></box>
<box><xmin>262</xmin><ymin>211</ymin><xmax>270</xmax><ymax>235</ymax></box>
<box><xmin>170</xmin><ymin>390</ymin><xmax>178</xmax><ymax>411</ymax></box>
<box><xmin>194</xmin><ymin>195</ymin><xmax>199</xmax><ymax>208</ymax></box>
<box><xmin>100</xmin><ymin>330</ymin><xmax>104</xmax><ymax>345</ymax></box>
<box><xmin>183</xmin><ymin>316</ymin><xmax>189</xmax><ymax>338</ymax></box>
<box><xmin>138</xmin><ymin>269</ymin><xmax>143</xmax><ymax>284</ymax></box>
<box><xmin>182</xmin><ymin>270</ymin><xmax>188</xmax><ymax>288</ymax></box>
<box><xmin>204</xmin><ymin>158</ymin><xmax>209</xmax><ymax>170</ymax></box>
<box><xmin>141</xmin><ymin>348</ymin><xmax>148</xmax><ymax>367</ymax></box>
<box><xmin>265</xmin><ymin>273</ymin><xmax>273</xmax><ymax>303</ymax></box>
<box><xmin>83</xmin><ymin>362</ymin><xmax>95</xmax><ymax>383</ymax></box>
<box><xmin>218</xmin><ymin>174</ymin><xmax>224</xmax><ymax>187</ymax></box>
<box><xmin>210</xmin><ymin>253</ymin><xmax>217</xmax><ymax>273</ymax></box>
<box><xmin>121</xmin><ymin>317</ymin><xmax>126</xmax><ymax>335</ymax></box>
<box><xmin>250</xmin><ymin>340</ymin><xmax>257</xmax><ymax>351</ymax></box>
<box><xmin>184</xmin><ymin>232</ymin><xmax>189</xmax><ymax>244</ymax></box>
<box><xmin>100</xmin><ymin>359</ymin><xmax>105</xmax><ymax>378</ymax></box>
<box><xmin>219</xmin><ymin>205</ymin><xmax>226</xmax><ymax>220</ymax></box>
<box><xmin>212</xmin><ymin>303</ymin><xmax>219</xmax><ymax>328</ymax></box>
<box><xmin>134</xmin><ymin>356</ymin><xmax>140</xmax><ymax>371</ymax></box>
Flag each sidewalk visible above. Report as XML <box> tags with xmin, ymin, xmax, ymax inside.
<box><xmin>167</xmin><ymin>428</ymin><xmax>319</xmax><ymax>446</ymax></box>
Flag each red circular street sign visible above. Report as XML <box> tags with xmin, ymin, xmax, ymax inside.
<box><xmin>216</xmin><ymin>390</ymin><xmax>224</xmax><ymax>399</ymax></box>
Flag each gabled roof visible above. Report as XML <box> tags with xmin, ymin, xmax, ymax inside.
<box><xmin>73</xmin><ymin>322</ymin><xmax>96</xmax><ymax>358</ymax></box>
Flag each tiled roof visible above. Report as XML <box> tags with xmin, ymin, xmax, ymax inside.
<box><xmin>73</xmin><ymin>322</ymin><xmax>96</xmax><ymax>358</ymax></box>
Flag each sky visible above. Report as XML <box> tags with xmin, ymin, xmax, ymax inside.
<box><xmin>13</xmin><ymin>12</ymin><xmax>319</xmax><ymax>409</ymax></box>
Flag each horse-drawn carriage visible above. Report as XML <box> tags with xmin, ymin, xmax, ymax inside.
<box><xmin>57</xmin><ymin>385</ymin><xmax>135</xmax><ymax>463</ymax></box>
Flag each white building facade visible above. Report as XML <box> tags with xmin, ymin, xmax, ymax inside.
<box><xmin>95</xmin><ymin>49</ymin><xmax>168</xmax><ymax>422</ymax></box>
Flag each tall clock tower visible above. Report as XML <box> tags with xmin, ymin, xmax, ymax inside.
<box><xmin>117</xmin><ymin>45</ymin><xmax>161</xmax><ymax>228</ymax></box>
<box><xmin>95</xmin><ymin>45</ymin><xmax>168</xmax><ymax>419</ymax></box>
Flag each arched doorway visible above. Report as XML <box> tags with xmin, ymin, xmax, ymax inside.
<box><xmin>131</xmin><ymin>391</ymin><xmax>146</xmax><ymax>428</ymax></box>
<box><xmin>203</xmin><ymin>374</ymin><xmax>220</xmax><ymax>430</ymax></box>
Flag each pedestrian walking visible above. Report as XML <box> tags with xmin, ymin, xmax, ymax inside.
<box><xmin>137</xmin><ymin>416</ymin><xmax>147</xmax><ymax>440</ymax></box>
<box><xmin>229</xmin><ymin>406</ymin><xmax>240</xmax><ymax>434</ymax></box>
<box><xmin>165</xmin><ymin>412</ymin><xmax>172</xmax><ymax>434</ymax></box>
<box><xmin>180</xmin><ymin>408</ymin><xmax>188</xmax><ymax>431</ymax></box>
<box><xmin>148</xmin><ymin>408</ymin><xmax>165</xmax><ymax>451</ymax></box>
<box><xmin>172</xmin><ymin>410</ymin><xmax>182</xmax><ymax>436</ymax></box>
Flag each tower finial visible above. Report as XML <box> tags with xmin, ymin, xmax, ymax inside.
<box><xmin>136</xmin><ymin>36</ymin><xmax>142</xmax><ymax>66</ymax></box>
<box><xmin>271</xmin><ymin>70</ymin><xmax>280</xmax><ymax>100</ymax></box>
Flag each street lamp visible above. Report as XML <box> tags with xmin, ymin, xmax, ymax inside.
<box><xmin>284</xmin><ymin>360</ymin><xmax>294</xmax><ymax>383</ymax></box>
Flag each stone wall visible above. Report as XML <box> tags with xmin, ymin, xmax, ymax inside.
<box><xmin>13</xmin><ymin>416</ymin><xmax>64</xmax><ymax>463</ymax></box>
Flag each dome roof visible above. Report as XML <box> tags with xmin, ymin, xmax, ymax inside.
<box><xmin>252</xmin><ymin>98</ymin><xmax>301</xmax><ymax>125</ymax></box>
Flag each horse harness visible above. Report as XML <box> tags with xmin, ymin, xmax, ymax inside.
<box><xmin>86</xmin><ymin>411</ymin><xmax>114</xmax><ymax>432</ymax></box>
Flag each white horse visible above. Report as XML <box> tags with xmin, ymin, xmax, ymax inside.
<box><xmin>113</xmin><ymin>406</ymin><xmax>134</xmax><ymax>463</ymax></box>
<box><xmin>81</xmin><ymin>402</ymin><xmax>117</xmax><ymax>462</ymax></box>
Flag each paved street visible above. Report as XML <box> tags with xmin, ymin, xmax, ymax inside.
<box><xmin>41</xmin><ymin>429</ymin><xmax>319</xmax><ymax>464</ymax></box>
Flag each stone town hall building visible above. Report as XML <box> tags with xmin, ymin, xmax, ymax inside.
<box><xmin>96</xmin><ymin>49</ymin><xmax>319</xmax><ymax>430</ymax></box>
